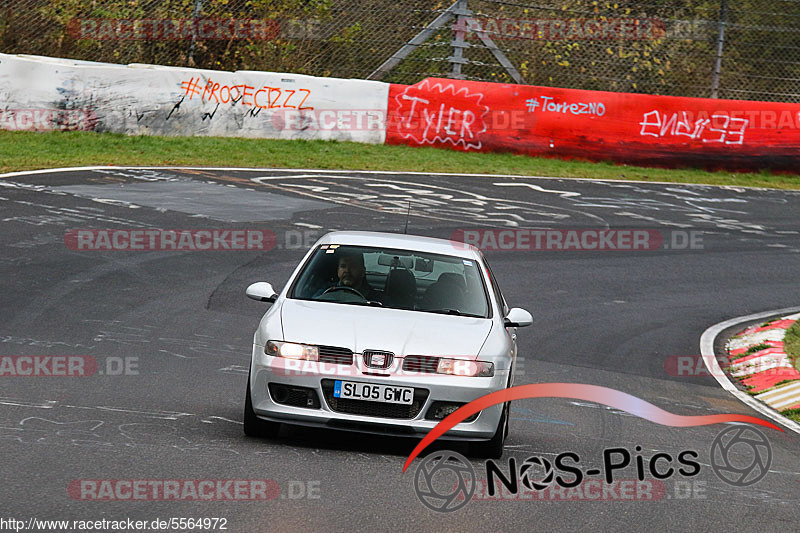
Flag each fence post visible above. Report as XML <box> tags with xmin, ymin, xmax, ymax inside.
<box><xmin>187</xmin><ymin>0</ymin><xmax>204</xmax><ymax>67</ymax></box>
<box><xmin>710</xmin><ymin>0</ymin><xmax>728</xmax><ymax>98</ymax></box>
<box><xmin>449</xmin><ymin>0</ymin><xmax>470</xmax><ymax>80</ymax></box>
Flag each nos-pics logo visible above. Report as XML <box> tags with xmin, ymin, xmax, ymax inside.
<box><xmin>413</xmin><ymin>425</ymin><xmax>772</xmax><ymax>512</ymax></box>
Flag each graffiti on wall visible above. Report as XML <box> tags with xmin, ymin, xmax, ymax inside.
<box><xmin>391</xmin><ymin>79</ymin><xmax>489</xmax><ymax>150</ymax></box>
<box><xmin>639</xmin><ymin>111</ymin><xmax>748</xmax><ymax>145</ymax></box>
<box><xmin>525</xmin><ymin>95</ymin><xmax>606</xmax><ymax>116</ymax></box>
<box><xmin>179</xmin><ymin>77</ymin><xmax>313</xmax><ymax>110</ymax></box>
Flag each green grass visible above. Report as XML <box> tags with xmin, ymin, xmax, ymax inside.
<box><xmin>784</xmin><ymin>320</ymin><xmax>800</xmax><ymax>370</ymax></box>
<box><xmin>780</xmin><ymin>408</ymin><xmax>800</xmax><ymax>424</ymax></box>
<box><xmin>2</xmin><ymin>130</ymin><xmax>800</xmax><ymax>189</ymax></box>
<box><xmin>730</xmin><ymin>342</ymin><xmax>773</xmax><ymax>361</ymax></box>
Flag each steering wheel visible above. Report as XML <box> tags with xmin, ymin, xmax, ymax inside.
<box><xmin>319</xmin><ymin>285</ymin><xmax>366</xmax><ymax>300</ymax></box>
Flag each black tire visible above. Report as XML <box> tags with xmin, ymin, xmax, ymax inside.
<box><xmin>243</xmin><ymin>373</ymin><xmax>281</xmax><ymax>439</ymax></box>
<box><xmin>503</xmin><ymin>400</ymin><xmax>511</xmax><ymax>439</ymax></box>
<box><xmin>470</xmin><ymin>401</ymin><xmax>508</xmax><ymax>459</ymax></box>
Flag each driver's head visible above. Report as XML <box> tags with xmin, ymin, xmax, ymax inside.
<box><xmin>337</xmin><ymin>252</ymin><xmax>366</xmax><ymax>288</ymax></box>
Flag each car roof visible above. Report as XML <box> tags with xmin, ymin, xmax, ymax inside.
<box><xmin>316</xmin><ymin>231</ymin><xmax>481</xmax><ymax>259</ymax></box>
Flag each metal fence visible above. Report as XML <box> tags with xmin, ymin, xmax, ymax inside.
<box><xmin>1</xmin><ymin>0</ymin><xmax>799</xmax><ymax>102</ymax></box>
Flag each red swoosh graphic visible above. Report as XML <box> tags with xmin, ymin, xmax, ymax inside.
<box><xmin>403</xmin><ymin>383</ymin><xmax>783</xmax><ymax>472</ymax></box>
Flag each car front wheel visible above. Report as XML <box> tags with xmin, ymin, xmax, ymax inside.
<box><xmin>243</xmin><ymin>372</ymin><xmax>281</xmax><ymax>439</ymax></box>
<box><xmin>469</xmin><ymin>401</ymin><xmax>508</xmax><ymax>459</ymax></box>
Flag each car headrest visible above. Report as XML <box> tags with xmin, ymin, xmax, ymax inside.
<box><xmin>385</xmin><ymin>268</ymin><xmax>417</xmax><ymax>308</ymax></box>
<box><xmin>436</xmin><ymin>272</ymin><xmax>466</xmax><ymax>290</ymax></box>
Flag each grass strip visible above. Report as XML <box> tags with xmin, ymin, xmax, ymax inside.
<box><xmin>2</xmin><ymin>130</ymin><xmax>800</xmax><ymax>189</ymax></box>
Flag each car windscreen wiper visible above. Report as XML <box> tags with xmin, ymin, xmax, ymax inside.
<box><xmin>343</xmin><ymin>300</ymin><xmax>384</xmax><ymax>307</ymax></box>
<box><xmin>425</xmin><ymin>308</ymin><xmax>484</xmax><ymax>318</ymax></box>
<box><xmin>296</xmin><ymin>296</ymin><xmax>384</xmax><ymax>307</ymax></box>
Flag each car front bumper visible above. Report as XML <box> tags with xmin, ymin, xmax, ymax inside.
<box><xmin>248</xmin><ymin>344</ymin><xmax>508</xmax><ymax>440</ymax></box>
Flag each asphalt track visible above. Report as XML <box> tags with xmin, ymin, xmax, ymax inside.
<box><xmin>1</xmin><ymin>167</ymin><xmax>799</xmax><ymax>531</ymax></box>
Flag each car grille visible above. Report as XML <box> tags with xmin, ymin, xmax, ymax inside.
<box><xmin>402</xmin><ymin>356</ymin><xmax>440</xmax><ymax>374</ymax></box>
<box><xmin>318</xmin><ymin>345</ymin><xmax>354</xmax><ymax>365</ymax></box>
<box><xmin>320</xmin><ymin>379</ymin><xmax>428</xmax><ymax>419</ymax></box>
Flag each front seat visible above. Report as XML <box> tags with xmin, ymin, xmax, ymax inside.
<box><xmin>421</xmin><ymin>272</ymin><xmax>467</xmax><ymax>311</ymax></box>
<box><xmin>384</xmin><ymin>268</ymin><xmax>417</xmax><ymax>309</ymax></box>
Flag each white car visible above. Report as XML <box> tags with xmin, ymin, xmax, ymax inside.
<box><xmin>243</xmin><ymin>231</ymin><xmax>532</xmax><ymax>457</ymax></box>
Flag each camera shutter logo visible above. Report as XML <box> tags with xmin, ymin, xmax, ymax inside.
<box><xmin>413</xmin><ymin>451</ymin><xmax>476</xmax><ymax>512</ymax></box>
<box><xmin>710</xmin><ymin>426</ymin><xmax>772</xmax><ymax>487</ymax></box>
<box><xmin>519</xmin><ymin>456</ymin><xmax>555</xmax><ymax>491</ymax></box>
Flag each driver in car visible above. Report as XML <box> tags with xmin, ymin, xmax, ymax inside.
<box><xmin>315</xmin><ymin>251</ymin><xmax>381</xmax><ymax>301</ymax></box>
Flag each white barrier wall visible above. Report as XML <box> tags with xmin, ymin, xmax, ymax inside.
<box><xmin>0</xmin><ymin>54</ymin><xmax>389</xmax><ymax>143</ymax></box>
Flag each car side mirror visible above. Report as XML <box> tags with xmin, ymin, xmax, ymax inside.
<box><xmin>504</xmin><ymin>307</ymin><xmax>533</xmax><ymax>328</ymax></box>
<box><xmin>246</xmin><ymin>282</ymin><xmax>278</xmax><ymax>303</ymax></box>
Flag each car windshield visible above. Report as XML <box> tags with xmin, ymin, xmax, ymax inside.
<box><xmin>289</xmin><ymin>244</ymin><xmax>490</xmax><ymax>318</ymax></box>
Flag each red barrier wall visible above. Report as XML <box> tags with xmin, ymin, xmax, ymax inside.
<box><xmin>386</xmin><ymin>78</ymin><xmax>800</xmax><ymax>171</ymax></box>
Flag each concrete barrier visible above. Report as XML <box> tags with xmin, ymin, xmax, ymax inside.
<box><xmin>386</xmin><ymin>77</ymin><xmax>800</xmax><ymax>171</ymax></box>
<box><xmin>3</xmin><ymin>54</ymin><xmax>800</xmax><ymax>172</ymax></box>
<box><xmin>0</xmin><ymin>54</ymin><xmax>389</xmax><ymax>143</ymax></box>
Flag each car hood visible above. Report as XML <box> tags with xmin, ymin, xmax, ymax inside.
<box><xmin>280</xmin><ymin>299</ymin><xmax>492</xmax><ymax>359</ymax></box>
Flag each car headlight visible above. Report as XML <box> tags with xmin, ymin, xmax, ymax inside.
<box><xmin>436</xmin><ymin>358</ymin><xmax>494</xmax><ymax>377</ymax></box>
<box><xmin>265</xmin><ymin>341</ymin><xmax>319</xmax><ymax>361</ymax></box>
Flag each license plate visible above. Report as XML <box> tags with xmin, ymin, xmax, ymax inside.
<box><xmin>333</xmin><ymin>380</ymin><xmax>414</xmax><ymax>405</ymax></box>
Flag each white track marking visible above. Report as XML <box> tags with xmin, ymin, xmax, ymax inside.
<box><xmin>493</xmin><ymin>182</ymin><xmax>581</xmax><ymax>198</ymax></box>
<box><xmin>251</xmin><ymin>174</ymin><xmax>609</xmax><ymax>228</ymax></box>
<box><xmin>3</xmin><ymin>166</ymin><xmax>800</xmax><ymax>192</ymax></box>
